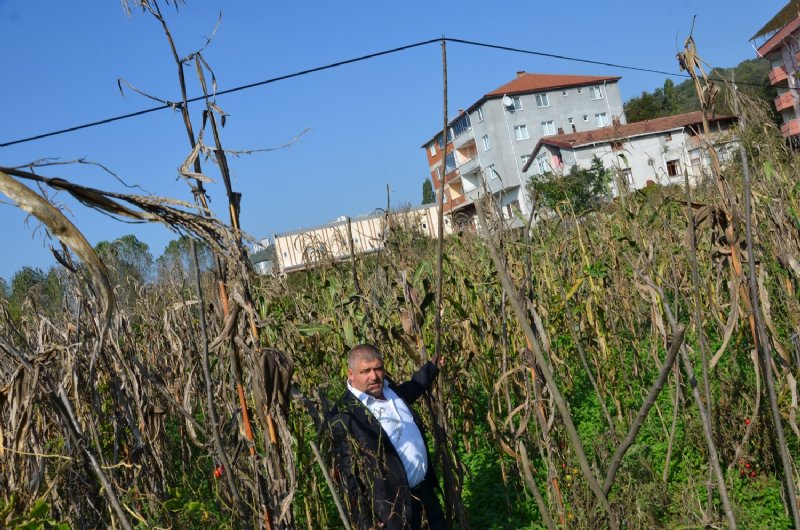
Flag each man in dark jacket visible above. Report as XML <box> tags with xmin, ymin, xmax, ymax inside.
<box><xmin>328</xmin><ymin>344</ymin><xmax>447</xmax><ymax>530</ymax></box>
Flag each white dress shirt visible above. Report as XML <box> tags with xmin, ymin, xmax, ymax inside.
<box><xmin>347</xmin><ymin>379</ymin><xmax>428</xmax><ymax>487</ymax></box>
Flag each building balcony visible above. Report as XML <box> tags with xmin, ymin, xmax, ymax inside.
<box><xmin>775</xmin><ymin>91</ymin><xmax>796</xmax><ymax>112</ymax></box>
<box><xmin>444</xmin><ymin>193</ymin><xmax>467</xmax><ymax>213</ymax></box>
<box><xmin>457</xmin><ymin>156</ymin><xmax>480</xmax><ymax>176</ymax></box>
<box><xmin>452</xmin><ymin>127</ymin><xmax>475</xmax><ymax>149</ymax></box>
<box><xmin>443</xmin><ymin>169</ymin><xmax>461</xmax><ymax>185</ymax></box>
<box><xmin>781</xmin><ymin>118</ymin><xmax>800</xmax><ymax>137</ymax></box>
<box><xmin>769</xmin><ymin>65</ymin><xmax>789</xmax><ymax>86</ymax></box>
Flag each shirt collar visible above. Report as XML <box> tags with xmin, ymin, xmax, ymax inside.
<box><xmin>347</xmin><ymin>379</ymin><xmax>389</xmax><ymax>405</ymax></box>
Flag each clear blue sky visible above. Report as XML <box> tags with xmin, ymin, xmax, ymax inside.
<box><xmin>0</xmin><ymin>0</ymin><xmax>786</xmax><ymax>281</ymax></box>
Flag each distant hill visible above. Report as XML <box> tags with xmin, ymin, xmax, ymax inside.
<box><xmin>624</xmin><ymin>58</ymin><xmax>778</xmax><ymax>122</ymax></box>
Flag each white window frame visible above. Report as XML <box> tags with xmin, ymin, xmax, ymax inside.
<box><xmin>429</xmin><ymin>144</ymin><xmax>436</xmax><ymax>156</ymax></box>
<box><xmin>541</xmin><ymin>120</ymin><xmax>556</xmax><ymax>136</ymax></box>
<box><xmin>535</xmin><ymin>152</ymin><xmax>550</xmax><ymax>174</ymax></box>
<box><xmin>521</xmin><ymin>154</ymin><xmax>531</xmax><ymax>169</ymax></box>
<box><xmin>477</xmin><ymin>107</ymin><xmax>484</xmax><ymax>121</ymax></box>
<box><xmin>562</xmin><ymin>90</ymin><xmax>568</xmax><ymax>96</ymax></box>
<box><xmin>514</xmin><ymin>124</ymin><xmax>530</xmax><ymax>140</ymax></box>
<box><xmin>577</xmin><ymin>87</ymin><xmax>583</xmax><ymax>94</ymax></box>
<box><xmin>487</xmin><ymin>164</ymin><xmax>498</xmax><ymax>180</ymax></box>
<box><xmin>535</xmin><ymin>93</ymin><xmax>549</xmax><ymax>108</ymax></box>
<box><xmin>482</xmin><ymin>134</ymin><xmax>491</xmax><ymax>151</ymax></box>
<box><xmin>568</xmin><ymin>117</ymin><xmax>574</xmax><ymax>125</ymax></box>
<box><xmin>590</xmin><ymin>85</ymin><xmax>604</xmax><ymax>100</ymax></box>
<box><xmin>510</xmin><ymin>96</ymin><xmax>523</xmax><ymax>111</ymax></box>
<box><xmin>595</xmin><ymin>112</ymin><xmax>609</xmax><ymax>127</ymax></box>
<box><xmin>583</xmin><ymin>114</ymin><xmax>589</xmax><ymax>122</ymax></box>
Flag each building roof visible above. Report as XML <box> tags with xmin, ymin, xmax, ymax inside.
<box><xmin>485</xmin><ymin>72</ymin><xmax>621</xmax><ymax>98</ymax></box>
<box><xmin>524</xmin><ymin>111</ymin><xmax>736</xmax><ymax>171</ymax></box>
<box><xmin>752</xmin><ymin>1</ymin><xmax>800</xmax><ymax>40</ymax></box>
<box><xmin>422</xmin><ymin>71</ymin><xmax>622</xmax><ymax>147</ymax></box>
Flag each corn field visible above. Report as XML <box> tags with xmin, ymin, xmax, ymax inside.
<box><xmin>3</xmin><ymin>3</ymin><xmax>800</xmax><ymax>529</ymax></box>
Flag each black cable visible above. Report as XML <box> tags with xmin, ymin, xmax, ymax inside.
<box><xmin>0</xmin><ymin>36</ymin><xmax>778</xmax><ymax>149</ymax></box>
<box><xmin>1</xmin><ymin>39</ymin><xmax>439</xmax><ymax>148</ymax></box>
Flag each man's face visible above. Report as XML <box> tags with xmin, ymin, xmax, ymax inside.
<box><xmin>348</xmin><ymin>357</ymin><xmax>385</xmax><ymax>398</ymax></box>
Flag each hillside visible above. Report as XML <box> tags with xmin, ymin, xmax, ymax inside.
<box><xmin>624</xmin><ymin>58</ymin><xmax>778</xmax><ymax>121</ymax></box>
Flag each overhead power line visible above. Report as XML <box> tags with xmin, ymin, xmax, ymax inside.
<box><xmin>1</xmin><ymin>37</ymin><xmax>773</xmax><ymax>149</ymax></box>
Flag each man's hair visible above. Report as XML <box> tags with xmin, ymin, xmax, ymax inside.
<box><xmin>348</xmin><ymin>344</ymin><xmax>382</xmax><ymax>369</ymax></box>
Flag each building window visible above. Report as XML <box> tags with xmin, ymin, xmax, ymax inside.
<box><xmin>535</xmin><ymin>93</ymin><xmax>549</xmax><ymax>107</ymax></box>
<box><xmin>562</xmin><ymin>90</ymin><xmax>568</xmax><ymax>96</ymax></box>
<box><xmin>583</xmin><ymin>114</ymin><xmax>589</xmax><ymax>122</ymax></box>
<box><xmin>521</xmin><ymin>154</ymin><xmax>531</xmax><ymax>169</ymax></box>
<box><xmin>596</xmin><ymin>113</ymin><xmax>609</xmax><ymax>127</ymax></box>
<box><xmin>535</xmin><ymin>152</ymin><xmax>550</xmax><ymax>174</ymax></box>
<box><xmin>514</xmin><ymin>124</ymin><xmax>530</xmax><ymax>140</ymax></box>
<box><xmin>590</xmin><ymin>85</ymin><xmax>604</xmax><ymax>100</ymax></box>
<box><xmin>511</xmin><ymin>96</ymin><xmax>523</xmax><ymax>111</ymax></box>
<box><xmin>611</xmin><ymin>141</ymin><xmax>623</xmax><ymax>151</ymax></box>
<box><xmin>541</xmin><ymin>121</ymin><xmax>556</xmax><ymax>135</ymax></box>
<box><xmin>621</xmin><ymin>168</ymin><xmax>633</xmax><ymax>185</ymax></box>
<box><xmin>577</xmin><ymin>87</ymin><xmax>583</xmax><ymax>94</ymax></box>
<box><xmin>429</xmin><ymin>144</ymin><xmax>436</xmax><ymax>156</ymax></box>
<box><xmin>568</xmin><ymin>117</ymin><xmax>574</xmax><ymax>125</ymax></box>
<box><xmin>477</xmin><ymin>107</ymin><xmax>484</xmax><ymax>121</ymax></box>
<box><xmin>665</xmin><ymin>132</ymin><xmax>673</xmax><ymax>142</ymax></box>
<box><xmin>482</xmin><ymin>134</ymin><xmax>491</xmax><ymax>150</ymax></box>
<box><xmin>486</xmin><ymin>164</ymin><xmax>498</xmax><ymax>180</ymax></box>
<box><xmin>667</xmin><ymin>159</ymin><xmax>681</xmax><ymax>177</ymax></box>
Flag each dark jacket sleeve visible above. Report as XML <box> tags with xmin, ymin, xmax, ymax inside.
<box><xmin>394</xmin><ymin>361</ymin><xmax>439</xmax><ymax>404</ymax></box>
<box><xmin>327</xmin><ymin>412</ymin><xmax>372</xmax><ymax>529</ymax></box>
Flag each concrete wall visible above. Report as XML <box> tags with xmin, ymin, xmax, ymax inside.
<box><xmin>537</xmin><ymin>126</ymin><xmax>737</xmax><ymax>196</ymax></box>
<box><xmin>463</xmin><ymin>80</ymin><xmax>625</xmax><ymax>215</ymax></box>
<box><xmin>270</xmin><ymin>205</ymin><xmax>451</xmax><ymax>273</ymax></box>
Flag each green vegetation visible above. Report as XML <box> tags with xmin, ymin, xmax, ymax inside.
<box><xmin>527</xmin><ymin>155</ymin><xmax>612</xmax><ymax>215</ymax></box>
<box><xmin>624</xmin><ymin>58</ymin><xmax>777</xmax><ymax>122</ymax></box>
<box><xmin>423</xmin><ymin>177</ymin><xmax>436</xmax><ymax>205</ymax></box>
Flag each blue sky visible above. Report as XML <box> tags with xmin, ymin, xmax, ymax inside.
<box><xmin>0</xmin><ymin>0</ymin><xmax>787</xmax><ymax>281</ymax></box>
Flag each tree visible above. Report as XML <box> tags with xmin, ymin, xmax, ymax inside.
<box><xmin>422</xmin><ymin>178</ymin><xmax>436</xmax><ymax>205</ymax></box>
<box><xmin>527</xmin><ymin>155</ymin><xmax>612</xmax><ymax>215</ymax></box>
<box><xmin>6</xmin><ymin>266</ymin><xmax>64</xmax><ymax>320</ymax></box>
<box><xmin>95</xmin><ymin>234</ymin><xmax>153</xmax><ymax>307</ymax></box>
<box><xmin>156</xmin><ymin>235</ymin><xmax>213</xmax><ymax>285</ymax></box>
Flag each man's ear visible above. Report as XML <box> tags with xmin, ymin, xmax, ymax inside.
<box><xmin>346</xmin><ymin>367</ymin><xmax>353</xmax><ymax>380</ymax></box>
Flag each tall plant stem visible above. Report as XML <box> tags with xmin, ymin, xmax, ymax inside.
<box><xmin>636</xmin><ymin>271</ymin><xmax>737</xmax><ymax>529</ymax></box>
<box><xmin>683</xmin><ymin>170</ymin><xmax>717</xmax><ymax>518</ymax></box>
<box><xmin>603</xmin><ymin>326</ymin><xmax>685</xmax><ymax>495</ymax></box>
<box><xmin>475</xmin><ymin>200</ymin><xmax>616</xmax><ymax>527</ymax></box>
<box><xmin>735</xmin><ymin>94</ymin><xmax>800</xmax><ymax>528</ymax></box>
<box><xmin>191</xmin><ymin>240</ymin><xmax>246</xmax><ymax>522</ymax></box>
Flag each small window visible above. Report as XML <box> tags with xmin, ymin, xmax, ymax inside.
<box><xmin>477</xmin><ymin>107</ymin><xmax>484</xmax><ymax>121</ymax></box>
<box><xmin>583</xmin><ymin>115</ymin><xmax>589</xmax><ymax>122</ymax></box>
<box><xmin>283</xmin><ymin>251</ymin><xmax>288</xmax><ymax>257</ymax></box>
<box><xmin>611</xmin><ymin>141</ymin><xmax>623</xmax><ymax>151</ymax></box>
<box><xmin>514</xmin><ymin>124</ymin><xmax>530</xmax><ymax>140</ymax></box>
<box><xmin>621</xmin><ymin>168</ymin><xmax>633</xmax><ymax>185</ymax></box>
<box><xmin>521</xmin><ymin>154</ymin><xmax>531</xmax><ymax>169</ymax></box>
<box><xmin>482</xmin><ymin>134</ymin><xmax>491</xmax><ymax>150</ymax></box>
<box><xmin>596</xmin><ymin>112</ymin><xmax>609</xmax><ymax>127</ymax></box>
<box><xmin>667</xmin><ymin>159</ymin><xmax>681</xmax><ymax>177</ymax></box>
<box><xmin>429</xmin><ymin>144</ymin><xmax>436</xmax><ymax>156</ymax></box>
<box><xmin>541</xmin><ymin>121</ymin><xmax>556</xmax><ymax>136</ymax></box>
<box><xmin>486</xmin><ymin>164</ymin><xmax>497</xmax><ymax>180</ymax></box>
<box><xmin>511</xmin><ymin>96</ymin><xmax>523</xmax><ymax>111</ymax></box>
<box><xmin>577</xmin><ymin>87</ymin><xmax>583</xmax><ymax>94</ymax></box>
<box><xmin>562</xmin><ymin>90</ymin><xmax>568</xmax><ymax>96</ymax></box>
<box><xmin>568</xmin><ymin>117</ymin><xmax>574</xmax><ymax>125</ymax></box>
<box><xmin>422</xmin><ymin>223</ymin><xmax>427</xmax><ymax>229</ymax></box>
<box><xmin>665</xmin><ymin>132</ymin><xmax>673</xmax><ymax>142</ymax></box>
<box><xmin>535</xmin><ymin>93</ymin><xmax>549</xmax><ymax>107</ymax></box>
<box><xmin>590</xmin><ymin>85</ymin><xmax>604</xmax><ymax>100</ymax></box>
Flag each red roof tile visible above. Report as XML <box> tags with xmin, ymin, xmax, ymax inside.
<box><xmin>543</xmin><ymin>111</ymin><xmax>733</xmax><ymax>148</ymax></box>
<box><xmin>525</xmin><ymin>111</ymin><xmax>736</xmax><ymax>171</ymax></box>
<box><xmin>486</xmin><ymin>73</ymin><xmax>621</xmax><ymax>97</ymax></box>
